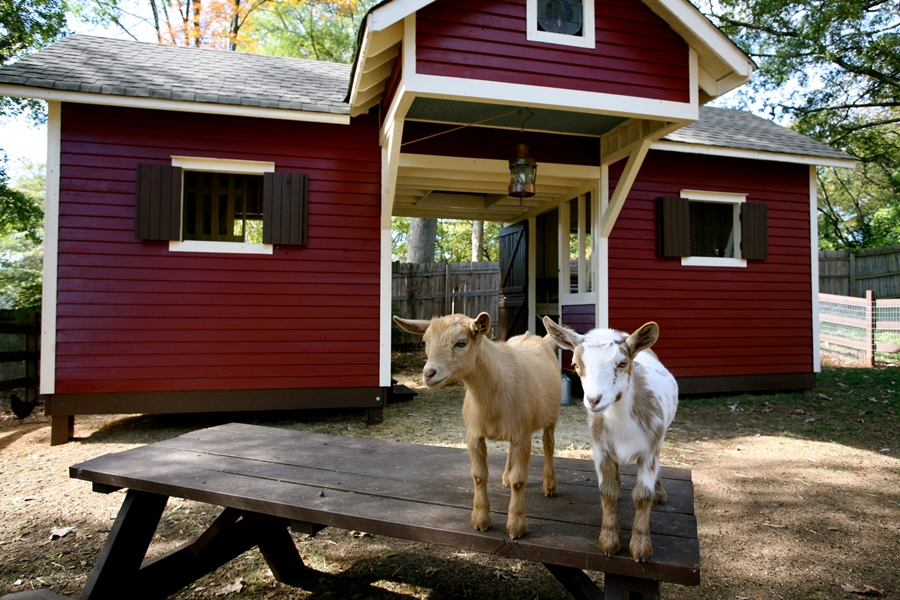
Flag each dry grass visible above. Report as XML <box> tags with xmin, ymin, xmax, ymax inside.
<box><xmin>1</xmin><ymin>349</ymin><xmax>898</xmax><ymax>599</ymax></box>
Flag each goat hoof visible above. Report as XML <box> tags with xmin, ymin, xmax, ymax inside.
<box><xmin>598</xmin><ymin>532</ymin><xmax>619</xmax><ymax>557</ymax></box>
<box><xmin>629</xmin><ymin>536</ymin><xmax>652</xmax><ymax>562</ymax></box>
<box><xmin>507</xmin><ymin>520</ymin><xmax>527</xmax><ymax>539</ymax></box>
<box><xmin>542</xmin><ymin>481</ymin><xmax>557</xmax><ymax>497</ymax></box>
<box><xmin>471</xmin><ymin>512</ymin><xmax>491</xmax><ymax>532</ymax></box>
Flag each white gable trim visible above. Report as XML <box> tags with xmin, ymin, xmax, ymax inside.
<box><xmin>40</xmin><ymin>101</ymin><xmax>62</xmax><ymax>395</ymax></box>
<box><xmin>0</xmin><ymin>84</ymin><xmax>350</xmax><ymax>125</ymax></box>
<box><xmin>641</xmin><ymin>0</ymin><xmax>755</xmax><ymax>79</ymax></box>
<box><xmin>405</xmin><ymin>72</ymin><xmax>699</xmax><ymax>122</ymax></box>
<box><xmin>370</xmin><ymin>0</ymin><xmax>433</xmax><ymax>31</ymax></box>
<box><xmin>652</xmin><ymin>140</ymin><xmax>857</xmax><ymax>168</ymax></box>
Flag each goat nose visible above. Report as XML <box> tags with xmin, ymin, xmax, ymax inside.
<box><xmin>587</xmin><ymin>395</ymin><xmax>601</xmax><ymax>408</ymax></box>
<box><xmin>423</xmin><ymin>367</ymin><xmax>437</xmax><ymax>383</ymax></box>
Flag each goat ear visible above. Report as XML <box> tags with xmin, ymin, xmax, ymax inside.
<box><xmin>627</xmin><ymin>322</ymin><xmax>659</xmax><ymax>355</ymax></box>
<box><xmin>393</xmin><ymin>316</ymin><xmax>430</xmax><ymax>336</ymax></box>
<box><xmin>471</xmin><ymin>312</ymin><xmax>491</xmax><ymax>338</ymax></box>
<box><xmin>542</xmin><ymin>316</ymin><xmax>582</xmax><ymax>351</ymax></box>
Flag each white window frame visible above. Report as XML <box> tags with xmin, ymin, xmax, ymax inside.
<box><xmin>526</xmin><ymin>0</ymin><xmax>595</xmax><ymax>49</ymax></box>
<box><xmin>169</xmin><ymin>156</ymin><xmax>275</xmax><ymax>255</ymax></box>
<box><xmin>680</xmin><ymin>189</ymin><xmax>747</xmax><ymax>268</ymax></box>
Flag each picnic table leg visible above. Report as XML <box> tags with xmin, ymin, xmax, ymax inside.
<box><xmin>80</xmin><ymin>489</ymin><xmax>169</xmax><ymax>599</ymax></box>
<box><xmin>604</xmin><ymin>573</ymin><xmax>661</xmax><ymax>599</ymax></box>
<box><xmin>543</xmin><ymin>564</ymin><xmax>603</xmax><ymax>600</ymax></box>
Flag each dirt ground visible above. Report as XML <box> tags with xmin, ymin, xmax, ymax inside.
<box><xmin>1</xmin><ymin>350</ymin><xmax>898</xmax><ymax>599</ymax></box>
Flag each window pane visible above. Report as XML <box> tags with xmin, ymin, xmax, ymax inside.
<box><xmin>690</xmin><ymin>202</ymin><xmax>734</xmax><ymax>258</ymax></box>
<box><xmin>538</xmin><ymin>0</ymin><xmax>584</xmax><ymax>35</ymax></box>
<box><xmin>182</xmin><ymin>171</ymin><xmax>265</xmax><ymax>243</ymax></box>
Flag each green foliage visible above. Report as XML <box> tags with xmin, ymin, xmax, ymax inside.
<box><xmin>685</xmin><ymin>367</ymin><xmax>899</xmax><ymax>451</ymax></box>
<box><xmin>0</xmin><ymin>159</ymin><xmax>44</xmax><ymax>311</ymax></box>
<box><xmin>700</xmin><ymin>0</ymin><xmax>900</xmax><ymax>250</ymax></box>
<box><xmin>391</xmin><ymin>217</ymin><xmax>501</xmax><ymax>263</ymax></box>
<box><xmin>0</xmin><ymin>157</ymin><xmax>43</xmax><ymax>244</ymax></box>
<box><xmin>251</xmin><ymin>0</ymin><xmax>376</xmax><ymax>63</ymax></box>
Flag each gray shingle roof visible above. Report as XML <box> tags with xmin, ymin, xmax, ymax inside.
<box><xmin>663</xmin><ymin>106</ymin><xmax>855</xmax><ymax>162</ymax></box>
<box><xmin>0</xmin><ymin>36</ymin><xmax>853</xmax><ymax>163</ymax></box>
<box><xmin>0</xmin><ymin>34</ymin><xmax>350</xmax><ymax>115</ymax></box>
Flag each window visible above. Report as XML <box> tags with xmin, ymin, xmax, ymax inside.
<box><xmin>527</xmin><ymin>0</ymin><xmax>595</xmax><ymax>49</ymax></box>
<box><xmin>182</xmin><ymin>171</ymin><xmax>264</xmax><ymax>244</ymax></box>
<box><xmin>657</xmin><ymin>190</ymin><xmax>767</xmax><ymax>267</ymax></box>
<box><xmin>134</xmin><ymin>158</ymin><xmax>308</xmax><ymax>254</ymax></box>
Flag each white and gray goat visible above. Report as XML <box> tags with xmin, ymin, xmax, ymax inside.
<box><xmin>393</xmin><ymin>312</ymin><xmax>561</xmax><ymax>539</ymax></box>
<box><xmin>543</xmin><ymin>317</ymin><xmax>678</xmax><ymax>561</ymax></box>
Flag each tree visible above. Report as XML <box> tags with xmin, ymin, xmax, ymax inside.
<box><xmin>406</xmin><ymin>217</ymin><xmax>437</xmax><ymax>263</ymax></box>
<box><xmin>251</xmin><ymin>0</ymin><xmax>373</xmax><ymax>62</ymax></box>
<box><xmin>699</xmin><ymin>0</ymin><xmax>900</xmax><ymax>250</ymax></box>
<box><xmin>392</xmin><ymin>217</ymin><xmax>501</xmax><ymax>263</ymax></box>
<box><xmin>0</xmin><ymin>158</ymin><xmax>44</xmax><ymax>310</ymax></box>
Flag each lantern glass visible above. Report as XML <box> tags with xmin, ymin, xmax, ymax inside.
<box><xmin>508</xmin><ymin>141</ymin><xmax>537</xmax><ymax>198</ymax></box>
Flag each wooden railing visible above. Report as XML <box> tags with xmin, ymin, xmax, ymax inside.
<box><xmin>0</xmin><ymin>313</ymin><xmax>40</xmax><ymax>416</ymax></box>
<box><xmin>819</xmin><ymin>292</ymin><xmax>900</xmax><ymax>366</ymax></box>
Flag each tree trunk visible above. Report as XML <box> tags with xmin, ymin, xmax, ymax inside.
<box><xmin>407</xmin><ymin>218</ymin><xmax>437</xmax><ymax>263</ymax></box>
<box><xmin>471</xmin><ymin>220</ymin><xmax>484</xmax><ymax>262</ymax></box>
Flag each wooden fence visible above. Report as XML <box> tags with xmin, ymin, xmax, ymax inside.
<box><xmin>0</xmin><ymin>312</ymin><xmax>40</xmax><ymax>416</ymax></box>
<box><xmin>819</xmin><ymin>292</ymin><xmax>900</xmax><ymax>366</ymax></box>
<box><xmin>392</xmin><ymin>262</ymin><xmax>500</xmax><ymax>344</ymax></box>
<box><xmin>819</xmin><ymin>245</ymin><xmax>900</xmax><ymax>298</ymax></box>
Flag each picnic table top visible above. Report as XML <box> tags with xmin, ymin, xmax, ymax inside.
<box><xmin>69</xmin><ymin>422</ymin><xmax>700</xmax><ymax>586</ymax></box>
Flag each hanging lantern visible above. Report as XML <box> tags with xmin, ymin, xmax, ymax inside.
<box><xmin>508</xmin><ymin>140</ymin><xmax>537</xmax><ymax>198</ymax></box>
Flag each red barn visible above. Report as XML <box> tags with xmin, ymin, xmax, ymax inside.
<box><xmin>0</xmin><ymin>0</ymin><xmax>853</xmax><ymax>443</ymax></box>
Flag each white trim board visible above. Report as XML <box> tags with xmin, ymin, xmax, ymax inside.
<box><xmin>40</xmin><ymin>101</ymin><xmax>62</xmax><ymax>395</ymax></box>
<box><xmin>0</xmin><ymin>84</ymin><xmax>351</xmax><ymax>125</ymax></box>
<box><xmin>404</xmin><ymin>73</ymin><xmax>699</xmax><ymax>122</ymax></box>
<box><xmin>652</xmin><ymin>140</ymin><xmax>857</xmax><ymax>169</ymax></box>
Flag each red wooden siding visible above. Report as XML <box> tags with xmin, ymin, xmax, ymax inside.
<box><xmin>415</xmin><ymin>0</ymin><xmax>690</xmax><ymax>103</ymax></box>
<box><xmin>607</xmin><ymin>151</ymin><xmax>814</xmax><ymax>379</ymax></box>
<box><xmin>560</xmin><ymin>303</ymin><xmax>595</xmax><ymax>369</ymax></box>
<box><xmin>54</xmin><ymin>103</ymin><xmax>382</xmax><ymax>394</ymax></box>
<box><xmin>402</xmin><ymin>121</ymin><xmax>600</xmax><ymax>165</ymax></box>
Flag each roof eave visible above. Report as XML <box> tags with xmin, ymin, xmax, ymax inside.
<box><xmin>0</xmin><ymin>84</ymin><xmax>350</xmax><ymax>124</ymax></box>
<box><xmin>652</xmin><ymin>139</ymin><xmax>858</xmax><ymax>169</ymax></box>
<box><xmin>641</xmin><ymin>0</ymin><xmax>757</xmax><ymax>100</ymax></box>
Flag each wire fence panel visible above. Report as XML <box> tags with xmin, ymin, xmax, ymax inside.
<box><xmin>819</xmin><ymin>292</ymin><xmax>900</xmax><ymax>365</ymax></box>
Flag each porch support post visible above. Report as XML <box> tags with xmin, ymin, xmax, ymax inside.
<box><xmin>379</xmin><ymin>119</ymin><xmax>404</xmax><ymax>388</ymax></box>
<box><xmin>600</xmin><ymin>138</ymin><xmax>651</xmax><ymax>238</ymax></box>
<box><xmin>596</xmin><ymin>166</ymin><xmax>609</xmax><ymax>329</ymax></box>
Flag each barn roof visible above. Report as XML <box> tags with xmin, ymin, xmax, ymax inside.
<box><xmin>656</xmin><ymin>106</ymin><xmax>856</xmax><ymax>167</ymax></box>
<box><xmin>0</xmin><ymin>34</ymin><xmax>352</xmax><ymax>123</ymax></box>
<box><xmin>0</xmin><ymin>34</ymin><xmax>854</xmax><ymax>168</ymax></box>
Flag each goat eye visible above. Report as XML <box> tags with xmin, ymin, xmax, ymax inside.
<box><xmin>617</xmin><ymin>359</ymin><xmax>628</xmax><ymax>369</ymax></box>
<box><xmin>455</xmin><ymin>339</ymin><xmax>468</xmax><ymax>348</ymax></box>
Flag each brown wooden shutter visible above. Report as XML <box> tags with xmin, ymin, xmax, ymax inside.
<box><xmin>263</xmin><ymin>172</ymin><xmax>308</xmax><ymax>246</ymax></box>
<box><xmin>741</xmin><ymin>202</ymin><xmax>767</xmax><ymax>260</ymax></box>
<box><xmin>656</xmin><ymin>196</ymin><xmax>690</xmax><ymax>257</ymax></box>
<box><xmin>135</xmin><ymin>163</ymin><xmax>182</xmax><ymax>241</ymax></box>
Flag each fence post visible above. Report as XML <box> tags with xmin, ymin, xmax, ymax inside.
<box><xmin>849</xmin><ymin>253</ymin><xmax>856</xmax><ymax>297</ymax></box>
<box><xmin>26</xmin><ymin>312</ymin><xmax>38</xmax><ymax>404</ymax></box>
<box><xmin>865</xmin><ymin>290</ymin><xmax>875</xmax><ymax>367</ymax></box>
<box><xmin>444</xmin><ymin>263</ymin><xmax>451</xmax><ymax>315</ymax></box>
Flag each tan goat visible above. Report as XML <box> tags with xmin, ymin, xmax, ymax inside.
<box><xmin>393</xmin><ymin>312</ymin><xmax>561</xmax><ymax>538</ymax></box>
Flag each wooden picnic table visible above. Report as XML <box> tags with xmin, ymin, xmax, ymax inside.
<box><xmin>69</xmin><ymin>423</ymin><xmax>700</xmax><ymax>599</ymax></box>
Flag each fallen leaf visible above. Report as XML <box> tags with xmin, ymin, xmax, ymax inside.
<box><xmin>842</xmin><ymin>583</ymin><xmax>884</xmax><ymax>595</ymax></box>
<box><xmin>214</xmin><ymin>579</ymin><xmax>243</xmax><ymax>596</ymax></box>
<box><xmin>493</xmin><ymin>569</ymin><xmax>512</xmax><ymax>580</ymax></box>
<box><xmin>382</xmin><ymin>551</ymin><xmax>397</xmax><ymax>558</ymax></box>
<box><xmin>50</xmin><ymin>526</ymin><xmax>75</xmax><ymax>540</ymax></box>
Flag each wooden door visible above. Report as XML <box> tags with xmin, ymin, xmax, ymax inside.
<box><xmin>498</xmin><ymin>222</ymin><xmax>528</xmax><ymax>340</ymax></box>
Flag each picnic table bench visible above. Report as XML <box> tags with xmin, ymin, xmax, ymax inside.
<box><xmin>69</xmin><ymin>423</ymin><xmax>700</xmax><ymax>599</ymax></box>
